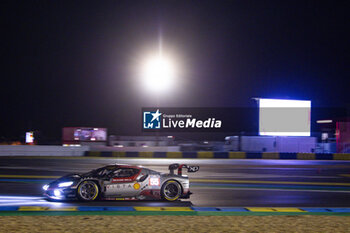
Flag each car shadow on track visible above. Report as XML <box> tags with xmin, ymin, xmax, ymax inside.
<box><xmin>44</xmin><ymin>198</ymin><xmax>193</xmax><ymax>207</ymax></box>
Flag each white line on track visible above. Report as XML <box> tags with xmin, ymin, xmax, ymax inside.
<box><xmin>192</xmin><ymin>186</ymin><xmax>350</xmax><ymax>193</ymax></box>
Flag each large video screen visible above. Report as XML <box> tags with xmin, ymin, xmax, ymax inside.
<box><xmin>73</xmin><ymin>128</ymin><xmax>107</xmax><ymax>141</ymax></box>
<box><xmin>259</xmin><ymin>99</ymin><xmax>311</xmax><ymax>136</ymax></box>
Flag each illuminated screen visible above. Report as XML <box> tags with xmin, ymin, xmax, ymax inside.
<box><xmin>259</xmin><ymin>99</ymin><xmax>311</xmax><ymax>136</ymax></box>
<box><xmin>25</xmin><ymin>132</ymin><xmax>34</xmax><ymax>143</ymax></box>
<box><xmin>73</xmin><ymin>128</ymin><xmax>107</xmax><ymax>141</ymax></box>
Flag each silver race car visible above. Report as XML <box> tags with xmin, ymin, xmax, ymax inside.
<box><xmin>43</xmin><ymin>163</ymin><xmax>199</xmax><ymax>201</ymax></box>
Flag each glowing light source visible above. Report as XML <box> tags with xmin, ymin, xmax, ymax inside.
<box><xmin>25</xmin><ymin>132</ymin><xmax>34</xmax><ymax>144</ymax></box>
<box><xmin>259</xmin><ymin>98</ymin><xmax>311</xmax><ymax>108</ymax></box>
<box><xmin>54</xmin><ymin>189</ymin><xmax>62</xmax><ymax>197</ymax></box>
<box><xmin>42</xmin><ymin>185</ymin><xmax>49</xmax><ymax>191</ymax></box>
<box><xmin>58</xmin><ymin>181</ymin><xmax>73</xmax><ymax>187</ymax></box>
<box><xmin>142</xmin><ymin>55</ymin><xmax>175</xmax><ymax>93</ymax></box>
<box><xmin>317</xmin><ymin>120</ymin><xmax>333</xmax><ymax>124</ymax></box>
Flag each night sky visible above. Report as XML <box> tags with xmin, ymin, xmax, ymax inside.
<box><xmin>1</xmin><ymin>0</ymin><xmax>349</xmax><ymax>142</ymax></box>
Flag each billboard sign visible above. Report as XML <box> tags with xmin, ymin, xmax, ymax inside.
<box><xmin>258</xmin><ymin>98</ymin><xmax>311</xmax><ymax>136</ymax></box>
<box><xmin>73</xmin><ymin>128</ymin><xmax>107</xmax><ymax>141</ymax></box>
<box><xmin>62</xmin><ymin>127</ymin><xmax>107</xmax><ymax>144</ymax></box>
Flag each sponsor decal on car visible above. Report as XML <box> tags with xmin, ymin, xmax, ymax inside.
<box><xmin>106</xmin><ymin>184</ymin><xmax>133</xmax><ymax>189</ymax></box>
<box><xmin>149</xmin><ymin>177</ymin><xmax>160</xmax><ymax>186</ymax></box>
<box><xmin>112</xmin><ymin>178</ymin><xmax>133</xmax><ymax>183</ymax></box>
<box><xmin>133</xmin><ymin>183</ymin><xmax>140</xmax><ymax>190</ymax></box>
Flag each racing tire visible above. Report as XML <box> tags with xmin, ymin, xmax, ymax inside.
<box><xmin>77</xmin><ymin>180</ymin><xmax>100</xmax><ymax>201</ymax></box>
<box><xmin>161</xmin><ymin>180</ymin><xmax>182</xmax><ymax>201</ymax></box>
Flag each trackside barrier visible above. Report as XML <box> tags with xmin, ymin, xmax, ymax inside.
<box><xmin>1</xmin><ymin>206</ymin><xmax>350</xmax><ymax>214</ymax></box>
<box><xmin>0</xmin><ymin>145</ymin><xmax>89</xmax><ymax>156</ymax></box>
<box><xmin>84</xmin><ymin>151</ymin><xmax>350</xmax><ymax>160</ymax></box>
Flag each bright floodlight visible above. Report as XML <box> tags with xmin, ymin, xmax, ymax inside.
<box><xmin>142</xmin><ymin>55</ymin><xmax>175</xmax><ymax>93</ymax></box>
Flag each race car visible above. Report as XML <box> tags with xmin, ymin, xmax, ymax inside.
<box><xmin>43</xmin><ymin>163</ymin><xmax>199</xmax><ymax>201</ymax></box>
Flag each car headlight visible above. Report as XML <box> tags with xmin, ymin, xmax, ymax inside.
<box><xmin>58</xmin><ymin>181</ymin><xmax>74</xmax><ymax>187</ymax></box>
<box><xmin>42</xmin><ymin>184</ymin><xmax>49</xmax><ymax>191</ymax></box>
<box><xmin>54</xmin><ymin>189</ymin><xmax>62</xmax><ymax>197</ymax></box>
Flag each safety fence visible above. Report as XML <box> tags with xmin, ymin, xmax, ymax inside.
<box><xmin>85</xmin><ymin>151</ymin><xmax>350</xmax><ymax>160</ymax></box>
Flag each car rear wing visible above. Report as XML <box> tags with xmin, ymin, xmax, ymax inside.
<box><xmin>169</xmin><ymin>163</ymin><xmax>199</xmax><ymax>176</ymax></box>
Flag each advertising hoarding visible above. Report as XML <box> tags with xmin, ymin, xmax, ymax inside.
<box><xmin>258</xmin><ymin>98</ymin><xmax>311</xmax><ymax>136</ymax></box>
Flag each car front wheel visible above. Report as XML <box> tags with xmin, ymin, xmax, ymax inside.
<box><xmin>77</xmin><ymin>181</ymin><xmax>99</xmax><ymax>201</ymax></box>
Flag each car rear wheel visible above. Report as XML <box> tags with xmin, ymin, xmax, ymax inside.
<box><xmin>77</xmin><ymin>181</ymin><xmax>99</xmax><ymax>201</ymax></box>
<box><xmin>161</xmin><ymin>180</ymin><xmax>182</xmax><ymax>201</ymax></box>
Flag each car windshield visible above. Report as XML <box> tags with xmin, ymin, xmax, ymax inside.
<box><xmin>83</xmin><ymin>166</ymin><xmax>117</xmax><ymax>177</ymax></box>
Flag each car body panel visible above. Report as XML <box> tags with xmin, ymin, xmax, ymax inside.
<box><xmin>43</xmin><ymin>164</ymin><xmax>196</xmax><ymax>201</ymax></box>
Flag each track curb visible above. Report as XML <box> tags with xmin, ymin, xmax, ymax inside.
<box><xmin>1</xmin><ymin>206</ymin><xmax>350</xmax><ymax>216</ymax></box>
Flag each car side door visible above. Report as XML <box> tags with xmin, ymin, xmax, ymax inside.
<box><xmin>104</xmin><ymin>168</ymin><xmax>141</xmax><ymax>197</ymax></box>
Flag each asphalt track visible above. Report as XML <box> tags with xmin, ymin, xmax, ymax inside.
<box><xmin>0</xmin><ymin>157</ymin><xmax>350</xmax><ymax>208</ymax></box>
